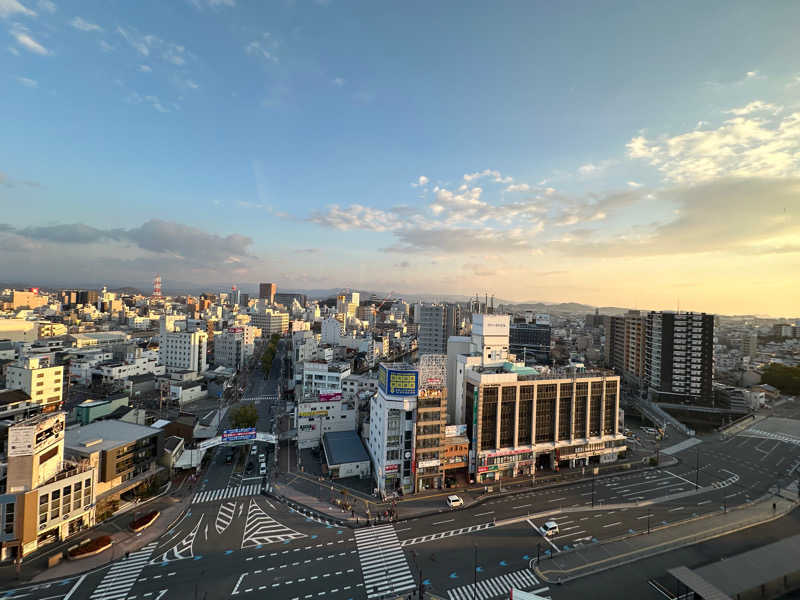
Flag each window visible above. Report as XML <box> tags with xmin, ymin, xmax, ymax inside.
<box><xmin>4</xmin><ymin>503</ymin><xmax>14</xmax><ymax>535</ymax></box>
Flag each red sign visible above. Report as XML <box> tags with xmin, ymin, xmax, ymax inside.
<box><xmin>385</xmin><ymin>464</ymin><xmax>399</xmax><ymax>472</ymax></box>
<box><xmin>487</xmin><ymin>448</ymin><xmax>530</xmax><ymax>459</ymax></box>
<box><xmin>319</xmin><ymin>392</ymin><xmax>342</xmax><ymax>402</ymax></box>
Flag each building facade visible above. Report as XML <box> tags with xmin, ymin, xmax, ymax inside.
<box><xmin>509</xmin><ymin>322</ymin><xmax>551</xmax><ymax>364</ymax></box>
<box><xmin>645</xmin><ymin>312</ymin><xmax>715</xmax><ymax>405</ymax></box>
<box><xmin>6</xmin><ymin>357</ymin><xmax>63</xmax><ymax>413</ymax></box>
<box><xmin>258</xmin><ymin>283</ymin><xmax>276</xmax><ymax>304</ymax></box>
<box><xmin>464</xmin><ymin>367</ymin><xmax>625</xmax><ymax>483</ymax></box>
<box><xmin>159</xmin><ymin>330</ymin><xmax>208</xmax><ymax>374</ymax></box>
<box><xmin>366</xmin><ymin>364</ymin><xmax>419</xmax><ymax>495</ymax></box>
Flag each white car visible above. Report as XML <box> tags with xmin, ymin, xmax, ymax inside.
<box><xmin>259</xmin><ymin>464</ymin><xmax>267</xmax><ymax>475</ymax></box>
<box><xmin>446</xmin><ymin>495</ymin><xmax>463</xmax><ymax>508</ymax></box>
<box><xmin>258</xmin><ymin>453</ymin><xmax>265</xmax><ymax>462</ymax></box>
<box><xmin>541</xmin><ymin>521</ymin><xmax>559</xmax><ymax>537</ymax></box>
<box><xmin>250</xmin><ymin>445</ymin><xmax>257</xmax><ymax>455</ymax></box>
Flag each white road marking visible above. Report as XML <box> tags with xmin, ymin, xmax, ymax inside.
<box><xmin>433</xmin><ymin>519</ymin><xmax>455</xmax><ymax>525</ymax></box>
<box><xmin>602</xmin><ymin>521</ymin><xmax>622</xmax><ymax>528</ymax></box>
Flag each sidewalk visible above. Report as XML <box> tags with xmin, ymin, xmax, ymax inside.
<box><xmin>0</xmin><ymin>475</ymin><xmax>198</xmax><ymax>587</ymax></box>
<box><xmin>273</xmin><ymin>453</ymin><xmax>677</xmax><ymax>525</ymax></box>
<box><xmin>535</xmin><ymin>487</ymin><xmax>800</xmax><ymax>584</ymax></box>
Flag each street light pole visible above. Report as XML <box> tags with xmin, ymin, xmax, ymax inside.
<box><xmin>591</xmin><ymin>470</ymin><xmax>596</xmax><ymax>507</ymax></box>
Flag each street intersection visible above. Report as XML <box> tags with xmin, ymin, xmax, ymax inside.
<box><xmin>3</xmin><ymin>347</ymin><xmax>799</xmax><ymax>600</ymax></box>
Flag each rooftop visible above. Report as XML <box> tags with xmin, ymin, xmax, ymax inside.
<box><xmin>0</xmin><ymin>389</ymin><xmax>31</xmax><ymax>406</ymax></box>
<box><xmin>322</xmin><ymin>430</ymin><xmax>370</xmax><ymax>466</ymax></box>
<box><xmin>65</xmin><ymin>419</ymin><xmax>159</xmax><ymax>453</ymax></box>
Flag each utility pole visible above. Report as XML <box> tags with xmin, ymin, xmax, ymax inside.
<box><xmin>695</xmin><ymin>448</ymin><xmax>700</xmax><ymax>490</ymax></box>
<box><xmin>591</xmin><ymin>470</ymin><xmax>596</xmax><ymax>507</ymax></box>
<box><xmin>473</xmin><ymin>544</ymin><xmax>478</xmax><ymax>600</ymax></box>
<box><xmin>647</xmin><ymin>512</ymin><xmax>651</xmax><ymax>534</ymax></box>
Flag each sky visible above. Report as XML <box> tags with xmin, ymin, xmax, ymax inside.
<box><xmin>1</xmin><ymin>0</ymin><xmax>799</xmax><ymax>317</ymax></box>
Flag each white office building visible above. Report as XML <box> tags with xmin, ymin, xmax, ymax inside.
<box><xmin>159</xmin><ymin>330</ymin><xmax>208</xmax><ymax>374</ymax></box>
<box><xmin>366</xmin><ymin>364</ymin><xmax>419</xmax><ymax>496</ymax></box>
<box><xmin>6</xmin><ymin>356</ymin><xmax>64</xmax><ymax>412</ymax></box>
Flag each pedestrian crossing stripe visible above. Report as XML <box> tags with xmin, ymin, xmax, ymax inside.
<box><xmin>400</xmin><ymin>522</ymin><xmax>494</xmax><ymax>546</ymax></box>
<box><xmin>354</xmin><ymin>524</ymin><xmax>416</xmax><ymax>599</ymax></box>
<box><xmin>89</xmin><ymin>542</ymin><xmax>157</xmax><ymax>600</ymax></box>
<box><xmin>241</xmin><ymin>498</ymin><xmax>305</xmax><ymax>548</ymax></box>
<box><xmin>154</xmin><ymin>516</ymin><xmax>203</xmax><ymax>563</ymax></box>
<box><xmin>446</xmin><ymin>570</ymin><xmax>546</xmax><ymax>600</ymax></box>
<box><xmin>215</xmin><ymin>501</ymin><xmax>236</xmax><ymax>535</ymax></box>
<box><xmin>710</xmin><ymin>473</ymin><xmax>740</xmax><ymax>489</ymax></box>
<box><xmin>192</xmin><ymin>484</ymin><xmax>260</xmax><ymax>504</ymax></box>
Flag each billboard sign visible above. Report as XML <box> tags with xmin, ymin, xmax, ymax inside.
<box><xmin>318</xmin><ymin>392</ymin><xmax>342</xmax><ymax>402</ymax></box>
<box><xmin>417</xmin><ymin>458</ymin><xmax>440</xmax><ymax>469</ymax></box>
<box><xmin>378</xmin><ymin>365</ymin><xmax>418</xmax><ymax>396</ymax></box>
<box><xmin>445</xmin><ymin>424</ymin><xmax>467</xmax><ymax>438</ymax></box>
<box><xmin>222</xmin><ymin>427</ymin><xmax>256</xmax><ymax>442</ymax></box>
<box><xmin>385</xmin><ymin>463</ymin><xmax>399</xmax><ymax>472</ymax></box>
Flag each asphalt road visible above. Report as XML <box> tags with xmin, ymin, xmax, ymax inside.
<box><xmin>4</xmin><ymin>385</ymin><xmax>799</xmax><ymax>600</ymax></box>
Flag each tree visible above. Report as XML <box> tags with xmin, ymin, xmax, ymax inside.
<box><xmin>762</xmin><ymin>364</ymin><xmax>800</xmax><ymax>396</ymax></box>
<box><xmin>230</xmin><ymin>404</ymin><xmax>258</xmax><ymax>428</ymax></box>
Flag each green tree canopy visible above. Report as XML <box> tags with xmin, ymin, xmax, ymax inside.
<box><xmin>230</xmin><ymin>403</ymin><xmax>258</xmax><ymax>428</ymax></box>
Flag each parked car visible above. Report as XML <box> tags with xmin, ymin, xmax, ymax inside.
<box><xmin>446</xmin><ymin>495</ymin><xmax>463</xmax><ymax>508</ymax></box>
<box><xmin>541</xmin><ymin>521</ymin><xmax>559</xmax><ymax>537</ymax></box>
<box><xmin>251</xmin><ymin>445</ymin><xmax>257</xmax><ymax>455</ymax></box>
<box><xmin>259</xmin><ymin>464</ymin><xmax>267</xmax><ymax>475</ymax></box>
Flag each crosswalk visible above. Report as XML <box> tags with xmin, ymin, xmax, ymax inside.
<box><xmin>742</xmin><ymin>428</ymin><xmax>800</xmax><ymax>447</ymax></box>
<box><xmin>215</xmin><ymin>501</ymin><xmax>236</xmax><ymax>534</ymax></box>
<box><xmin>446</xmin><ymin>569</ymin><xmax>547</xmax><ymax>600</ymax></box>
<box><xmin>155</xmin><ymin>516</ymin><xmax>202</xmax><ymax>563</ymax></box>
<box><xmin>90</xmin><ymin>542</ymin><xmax>157</xmax><ymax>600</ymax></box>
<box><xmin>661</xmin><ymin>437</ymin><xmax>702</xmax><ymax>456</ymax></box>
<box><xmin>400</xmin><ymin>522</ymin><xmax>494</xmax><ymax>546</ymax></box>
<box><xmin>192</xmin><ymin>484</ymin><xmax>260</xmax><ymax>504</ymax></box>
<box><xmin>241</xmin><ymin>498</ymin><xmax>305</xmax><ymax>548</ymax></box>
<box><xmin>354</xmin><ymin>524</ymin><xmax>416</xmax><ymax>599</ymax></box>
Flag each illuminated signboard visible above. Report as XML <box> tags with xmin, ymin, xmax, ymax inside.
<box><xmin>222</xmin><ymin>427</ymin><xmax>256</xmax><ymax>442</ymax></box>
<box><xmin>384</xmin><ymin>463</ymin><xmax>399</xmax><ymax>472</ymax></box>
<box><xmin>318</xmin><ymin>392</ymin><xmax>342</xmax><ymax>403</ymax></box>
<box><xmin>298</xmin><ymin>410</ymin><xmax>328</xmax><ymax>417</ymax></box>
<box><xmin>378</xmin><ymin>365</ymin><xmax>418</xmax><ymax>396</ymax></box>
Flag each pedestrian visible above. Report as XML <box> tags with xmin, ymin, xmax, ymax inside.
<box><xmin>773</xmin><ymin>502</ymin><xmax>777</xmax><ymax>513</ymax></box>
<box><xmin>125</xmin><ymin>551</ymin><xmax>130</xmax><ymax>560</ymax></box>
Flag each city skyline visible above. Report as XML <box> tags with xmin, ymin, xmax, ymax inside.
<box><xmin>2</xmin><ymin>1</ymin><xmax>799</xmax><ymax>316</ymax></box>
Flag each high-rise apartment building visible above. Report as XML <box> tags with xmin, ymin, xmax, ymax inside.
<box><xmin>258</xmin><ymin>282</ymin><xmax>276</xmax><ymax>304</ymax></box>
<box><xmin>418</xmin><ymin>303</ymin><xmax>463</xmax><ymax>356</ymax></box>
<box><xmin>214</xmin><ymin>326</ymin><xmax>258</xmax><ymax>370</ymax></box>
<box><xmin>6</xmin><ymin>357</ymin><xmax>64</xmax><ymax>413</ymax></box>
<box><xmin>645</xmin><ymin>311</ymin><xmax>714</xmax><ymax>405</ymax></box>
<box><xmin>159</xmin><ymin>330</ymin><xmax>208</xmax><ymax>374</ymax></box>
<box><xmin>604</xmin><ymin>311</ymin><xmax>646</xmax><ymax>389</ymax></box>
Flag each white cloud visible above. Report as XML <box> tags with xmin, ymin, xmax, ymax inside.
<box><xmin>332</xmin><ymin>77</ymin><xmax>344</xmax><ymax>87</ymax></box>
<box><xmin>116</xmin><ymin>27</ymin><xmax>192</xmax><ymax>67</ymax></box>
<box><xmin>185</xmin><ymin>79</ymin><xmax>199</xmax><ymax>89</ymax></box>
<box><xmin>0</xmin><ymin>0</ymin><xmax>35</xmax><ymax>18</ymax></box>
<box><xmin>36</xmin><ymin>0</ymin><xmax>54</xmax><ymax>12</ymax></box>
<box><xmin>98</xmin><ymin>39</ymin><xmax>112</xmax><ymax>52</ymax></box>
<box><xmin>162</xmin><ymin>43</ymin><xmax>187</xmax><ymax>65</ymax></box>
<box><xmin>308</xmin><ymin>204</ymin><xmax>403</xmax><ymax>232</ymax></box>
<box><xmin>117</xmin><ymin>26</ymin><xmax>152</xmax><ymax>55</ymax></box>
<box><xmin>188</xmin><ymin>0</ymin><xmax>235</xmax><ymax>8</ymax></box>
<box><xmin>505</xmin><ymin>183</ymin><xmax>530</xmax><ymax>193</ymax></box>
<box><xmin>725</xmin><ymin>100</ymin><xmax>782</xmax><ymax>116</ymax></box>
<box><xmin>8</xmin><ymin>45</ymin><xmax>19</xmax><ymax>55</ymax></box>
<box><xmin>70</xmin><ymin>16</ymin><xmax>102</xmax><ymax>32</ymax></box>
<box><xmin>578</xmin><ymin>163</ymin><xmax>598</xmax><ymax>175</ymax></box>
<box><xmin>462</xmin><ymin>168</ymin><xmax>514</xmax><ymax>184</ymax></box>
<box><xmin>626</xmin><ymin>181</ymin><xmax>642</xmax><ymax>188</ymax></box>
<box><xmin>10</xmin><ymin>23</ymin><xmax>49</xmax><ymax>54</ymax></box>
<box><xmin>16</xmin><ymin>75</ymin><xmax>36</xmax><ymax>86</ymax></box>
<box><xmin>127</xmin><ymin>91</ymin><xmax>172</xmax><ymax>113</ymax></box>
<box><xmin>746</xmin><ymin>70</ymin><xmax>759</xmax><ymax>79</ymax></box>
<box><xmin>245</xmin><ymin>35</ymin><xmax>278</xmax><ymax>63</ymax></box>
<box><xmin>137</xmin><ymin>64</ymin><xmax>151</xmax><ymax>72</ymax></box>
<box><xmin>411</xmin><ymin>175</ymin><xmax>428</xmax><ymax>188</ymax></box>
<box><xmin>627</xmin><ymin>104</ymin><xmax>800</xmax><ymax>183</ymax></box>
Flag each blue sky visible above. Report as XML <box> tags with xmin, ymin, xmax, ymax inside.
<box><xmin>2</xmin><ymin>0</ymin><xmax>799</xmax><ymax>315</ymax></box>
